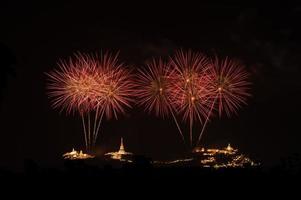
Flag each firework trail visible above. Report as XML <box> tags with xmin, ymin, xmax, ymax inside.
<box><xmin>135</xmin><ymin>58</ymin><xmax>185</xmax><ymax>142</ymax></box>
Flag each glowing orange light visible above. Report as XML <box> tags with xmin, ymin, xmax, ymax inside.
<box><xmin>159</xmin><ymin>87</ymin><xmax>163</xmax><ymax>94</ymax></box>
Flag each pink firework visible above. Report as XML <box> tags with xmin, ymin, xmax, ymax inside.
<box><xmin>207</xmin><ymin>56</ymin><xmax>251</xmax><ymax>117</ymax></box>
<box><xmin>46</xmin><ymin>52</ymin><xmax>134</xmax><ymax>151</ymax></box>
<box><xmin>171</xmin><ymin>72</ymin><xmax>213</xmax><ymax>124</ymax></box>
<box><xmin>93</xmin><ymin>54</ymin><xmax>134</xmax><ymax>120</ymax></box>
<box><xmin>135</xmin><ymin>58</ymin><xmax>184</xmax><ymax>142</ymax></box>
<box><xmin>135</xmin><ymin>59</ymin><xmax>173</xmax><ymax>117</ymax></box>
<box><xmin>46</xmin><ymin>53</ymin><xmax>102</xmax><ymax>115</ymax></box>
<box><xmin>169</xmin><ymin>50</ymin><xmax>212</xmax><ymax>146</ymax></box>
<box><xmin>196</xmin><ymin>56</ymin><xmax>251</xmax><ymax>146</ymax></box>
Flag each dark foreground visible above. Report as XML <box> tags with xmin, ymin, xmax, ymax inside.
<box><xmin>1</xmin><ymin>158</ymin><xmax>300</xmax><ymax>194</ymax></box>
<box><xmin>1</xmin><ymin>156</ymin><xmax>300</xmax><ymax>180</ymax></box>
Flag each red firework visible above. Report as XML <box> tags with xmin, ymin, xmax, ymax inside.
<box><xmin>93</xmin><ymin>53</ymin><xmax>135</xmax><ymax>120</ymax></box>
<box><xmin>135</xmin><ymin>58</ymin><xmax>185</xmax><ymax>141</ymax></box>
<box><xmin>46</xmin><ymin>52</ymin><xmax>134</xmax><ymax>151</ymax></box>
<box><xmin>46</xmin><ymin>50</ymin><xmax>251</xmax><ymax>151</ymax></box>
<box><xmin>169</xmin><ymin>50</ymin><xmax>212</xmax><ymax>146</ymax></box>
<box><xmin>207</xmin><ymin>56</ymin><xmax>251</xmax><ymax>117</ymax></box>
<box><xmin>46</xmin><ymin>54</ymin><xmax>102</xmax><ymax>115</ymax></box>
<box><xmin>135</xmin><ymin>59</ymin><xmax>173</xmax><ymax>117</ymax></box>
<box><xmin>196</xmin><ymin>56</ymin><xmax>251</xmax><ymax>145</ymax></box>
<box><xmin>169</xmin><ymin>50</ymin><xmax>213</xmax><ymax>122</ymax></box>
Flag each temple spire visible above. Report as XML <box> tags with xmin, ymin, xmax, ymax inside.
<box><xmin>118</xmin><ymin>137</ymin><xmax>125</xmax><ymax>153</ymax></box>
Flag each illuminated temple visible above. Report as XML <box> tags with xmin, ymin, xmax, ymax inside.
<box><xmin>192</xmin><ymin>144</ymin><xmax>259</xmax><ymax>168</ymax></box>
<box><xmin>154</xmin><ymin>144</ymin><xmax>259</xmax><ymax>168</ymax></box>
<box><xmin>63</xmin><ymin>148</ymin><xmax>94</xmax><ymax>160</ymax></box>
<box><xmin>62</xmin><ymin>142</ymin><xmax>258</xmax><ymax>168</ymax></box>
<box><xmin>105</xmin><ymin>138</ymin><xmax>133</xmax><ymax>161</ymax></box>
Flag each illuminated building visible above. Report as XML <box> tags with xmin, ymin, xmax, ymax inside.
<box><xmin>193</xmin><ymin>143</ymin><xmax>237</xmax><ymax>155</ymax></box>
<box><xmin>155</xmin><ymin>143</ymin><xmax>258</xmax><ymax>168</ymax></box>
<box><xmin>63</xmin><ymin>148</ymin><xmax>94</xmax><ymax>160</ymax></box>
<box><xmin>105</xmin><ymin>138</ymin><xmax>133</xmax><ymax>161</ymax></box>
<box><xmin>193</xmin><ymin>143</ymin><xmax>259</xmax><ymax>168</ymax></box>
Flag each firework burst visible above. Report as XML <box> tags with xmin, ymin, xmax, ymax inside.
<box><xmin>135</xmin><ymin>58</ymin><xmax>185</xmax><ymax>142</ymax></box>
<box><xmin>46</xmin><ymin>52</ymin><xmax>134</xmax><ymax>151</ymax></box>
<box><xmin>46</xmin><ymin>54</ymin><xmax>101</xmax><ymax>114</ymax></box>
<box><xmin>207</xmin><ymin>56</ymin><xmax>251</xmax><ymax>117</ymax></box>
<box><xmin>196</xmin><ymin>56</ymin><xmax>251</xmax><ymax>145</ymax></box>
<box><xmin>169</xmin><ymin>50</ymin><xmax>212</xmax><ymax>146</ymax></box>
<box><xmin>135</xmin><ymin>59</ymin><xmax>172</xmax><ymax>117</ymax></box>
<box><xmin>92</xmin><ymin>58</ymin><xmax>135</xmax><ymax>146</ymax></box>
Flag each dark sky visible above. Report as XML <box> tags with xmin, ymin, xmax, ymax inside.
<box><xmin>1</xmin><ymin>1</ymin><xmax>301</xmax><ymax>170</ymax></box>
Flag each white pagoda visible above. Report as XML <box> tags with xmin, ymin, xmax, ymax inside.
<box><xmin>105</xmin><ymin>138</ymin><xmax>133</xmax><ymax>161</ymax></box>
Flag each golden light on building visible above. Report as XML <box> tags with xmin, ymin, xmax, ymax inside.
<box><xmin>226</xmin><ymin>143</ymin><xmax>234</xmax><ymax>151</ymax></box>
<box><xmin>61</xmin><ymin>142</ymin><xmax>259</xmax><ymax>169</ymax></box>
<box><xmin>192</xmin><ymin>143</ymin><xmax>259</xmax><ymax>168</ymax></box>
<box><xmin>105</xmin><ymin>138</ymin><xmax>133</xmax><ymax>161</ymax></box>
<box><xmin>63</xmin><ymin>148</ymin><xmax>94</xmax><ymax>160</ymax></box>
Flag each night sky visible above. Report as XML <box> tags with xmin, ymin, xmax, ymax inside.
<box><xmin>1</xmin><ymin>1</ymin><xmax>301</xmax><ymax>171</ymax></box>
